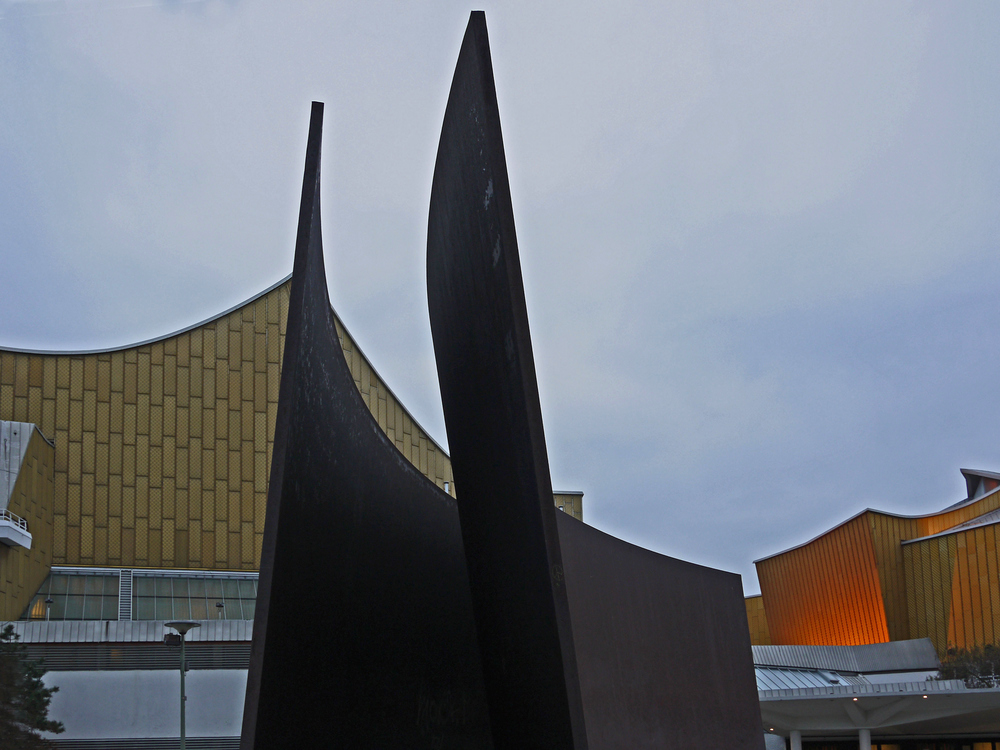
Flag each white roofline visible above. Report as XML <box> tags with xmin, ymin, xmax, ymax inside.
<box><xmin>901</xmin><ymin>511</ymin><xmax>1000</xmax><ymax>545</ymax></box>
<box><xmin>0</xmin><ymin>273</ymin><xmax>452</xmax><ymax>458</ymax></box>
<box><xmin>0</xmin><ymin>274</ymin><xmax>292</xmax><ymax>356</ymax></box>
<box><xmin>755</xmin><ymin>483</ymin><xmax>1000</xmax><ymax>564</ymax></box>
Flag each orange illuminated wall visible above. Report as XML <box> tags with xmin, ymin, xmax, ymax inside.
<box><xmin>757</xmin><ymin>512</ymin><xmax>889</xmax><ymax>646</ymax></box>
<box><xmin>757</xmin><ymin>483</ymin><xmax>1000</xmax><ymax>651</ymax></box>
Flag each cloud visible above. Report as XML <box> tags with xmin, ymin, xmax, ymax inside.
<box><xmin>1</xmin><ymin>0</ymin><xmax>998</xmax><ymax>590</ymax></box>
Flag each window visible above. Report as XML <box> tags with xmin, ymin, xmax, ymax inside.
<box><xmin>132</xmin><ymin>574</ymin><xmax>257</xmax><ymax>620</ymax></box>
<box><xmin>22</xmin><ymin>572</ymin><xmax>119</xmax><ymax>621</ymax></box>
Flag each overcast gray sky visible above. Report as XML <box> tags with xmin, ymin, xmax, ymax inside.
<box><xmin>1</xmin><ymin>0</ymin><xmax>998</xmax><ymax>592</ymax></box>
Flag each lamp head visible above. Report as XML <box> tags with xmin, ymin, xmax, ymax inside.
<box><xmin>165</xmin><ymin>620</ymin><xmax>201</xmax><ymax>636</ymax></box>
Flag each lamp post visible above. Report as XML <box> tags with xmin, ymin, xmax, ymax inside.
<box><xmin>165</xmin><ymin>620</ymin><xmax>201</xmax><ymax>750</ymax></box>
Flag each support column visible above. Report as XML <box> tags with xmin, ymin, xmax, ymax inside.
<box><xmin>790</xmin><ymin>729</ymin><xmax>802</xmax><ymax>750</ymax></box>
<box><xmin>858</xmin><ymin>727</ymin><xmax>871</xmax><ymax>749</ymax></box>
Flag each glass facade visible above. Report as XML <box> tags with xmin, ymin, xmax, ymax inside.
<box><xmin>21</xmin><ymin>569</ymin><xmax>257</xmax><ymax>621</ymax></box>
<box><xmin>132</xmin><ymin>575</ymin><xmax>257</xmax><ymax>620</ymax></box>
<box><xmin>22</xmin><ymin>572</ymin><xmax>120</xmax><ymax>621</ymax></box>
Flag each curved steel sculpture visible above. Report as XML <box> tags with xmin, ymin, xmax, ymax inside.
<box><xmin>241</xmin><ymin>102</ymin><xmax>492</xmax><ymax>750</ymax></box>
<box><xmin>427</xmin><ymin>13</ymin><xmax>765</xmax><ymax>750</ymax></box>
<box><xmin>244</xmin><ymin>14</ymin><xmax>763</xmax><ymax>750</ymax></box>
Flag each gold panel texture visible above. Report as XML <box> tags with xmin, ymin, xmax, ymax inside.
<box><xmin>552</xmin><ymin>492</ymin><xmax>583</xmax><ymax>522</ymax></box>
<box><xmin>744</xmin><ymin>595</ymin><xmax>771</xmax><ymax>646</ymax></box>
<box><xmin>904</xmin><ymin>522</ymin><xmax>1000</xmax><ymax>654</ymax></box>
<box><xmin>760</xmin><ymin>487</ymin><xmax>1000</xmax><ymax>652</ymax></box>
<box><xmin>0</xmin><ymin>428</ymin><xmax>55</xmax><ymax>620</ymax></box>
<box><xmin>0</xmin><ymin>280</ymin><xmax>455</xmax><ymax>572</ymax></box>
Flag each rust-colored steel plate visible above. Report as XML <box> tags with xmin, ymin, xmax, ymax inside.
<box><xmin>427</xmin><ymin>13</ymin><xmax>765</xmax><ymax>750</ymax></box>
<box><xmin>241</xmin><ymin>102</ymin><xmax>492</xmax><ymax>750</ymax></box>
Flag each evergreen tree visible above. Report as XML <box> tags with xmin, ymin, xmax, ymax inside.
<box><xmin>0</xmin><ymin>624</ymin><xmax>64</xmax><ymax>748</ymax></box>
<box><xmin>938</xmin><ymin>643</ymin><xmax>1000</xmax><ymax>688</ymax></box>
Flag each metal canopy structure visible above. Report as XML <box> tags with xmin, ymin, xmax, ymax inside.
<box><xmin>761</xmin><ymin>680</ymin><xmax>1000</xmax><ymax>744</ymax></box>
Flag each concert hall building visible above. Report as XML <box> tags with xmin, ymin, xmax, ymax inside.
<box><xmin>4</xmin><ymin>275</ymin><xmax>999</xmax><ymax>749</ymax></box>
<box><xmin>747</xmin><ymin>468</ymin><xmax>1000</xmax><ymax>655</ymax></box>
<box><xmin>749</xmin><ymin>470</ymin><xmax>1000</xmax><ymax>748</ymax></box>
<box><xmin>0</xmin><ymin>277</ymin><xmax>583</xmax><ymax>747</ymax></box>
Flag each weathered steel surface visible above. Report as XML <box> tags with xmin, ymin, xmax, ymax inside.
<box><xmin>241</xmin><ymin>102</ymin><xmax>492</xmax><ymax>750</ymax></box>
<box><xmin>557</xmin><ymin>512</ymin><xmax>766</xmax><ymax>749</ymax></box>
<box><xmin>427</xmin><ymin>12</ymin><xmax>587</xmax><ymax>750</ymax></box>
<box><xmin>427</xmin><ymin>12</ymin><xmax>764</xmax><ymax>750</ymax></box>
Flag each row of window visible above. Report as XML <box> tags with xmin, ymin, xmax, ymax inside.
<box><xmin>133</xmin><ymin>576</ymin><xmax>257</xmax><ymax>621</ymax></box>
<box><xmin>22</xmin><ymin>572</ymin><xmax>257</xmax><ymax>622</ymax></box>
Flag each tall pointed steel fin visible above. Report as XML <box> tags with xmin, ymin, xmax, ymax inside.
<box><xmin>242</xmin><ymin>101</ymin><xmax>492</xmax><ymax>750</ymax></box>
<box><xmin>428</xmin><ymin>14</ymin><xmax>765</xmax><ymax>750</ymax></box>
<box><xmin>427</xmin><ymin>13</ymin><xmax>588</xmax><ymax>750</ymax></box>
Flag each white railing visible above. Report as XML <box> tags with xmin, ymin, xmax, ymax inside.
<box><xmin>0</xmin><ymin>508</ymin><xmax>28</xmax><ymax>532</ymax></box>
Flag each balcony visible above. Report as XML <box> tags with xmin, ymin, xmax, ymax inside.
<box><xmin>0</xmin><ymin>508</ymin><xmax>32</xmax><ymax>549</ymax></box>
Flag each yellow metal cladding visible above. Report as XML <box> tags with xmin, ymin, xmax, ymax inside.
<box><xmin>902</xmin><ymin>534</ymin><xmax>957</xmax><ymax>653</ymax></box>
<box><xmin>0</xmin><ymin>428</ymin><xmax>55</xmax><ymax>620</ymax></box>
<box><xmin>758</xmin><ymin>487</ymin><xmax>1000</xmax><ymax>651</ymax></box>
<box><xmin>553</xmin><ymin>492</ymin><xmax>583</xmax><ymax>521</ymax></box>
<box><xmin>0</xmin><ymin>279</ymin><xmax>455</xmax><ymax>572</ymax></box>
<box><xmin>867</xmin><ymin>511</ymin><xmax>920</xmax><ymax>642</ymax></box>
<box><xmin>946</xmin><ymin>522</ymin><xmax>1000</xmax><ymax>650</ymax></box>
<box><xmin>744</xmin><ymin>594</ymin><xmax>771</xmax><ymax>646</ymax></box>
<box><xmin>904</xmin><ymin>520</ymin><xmax>1000</xmax><ymax>653</ymax></box>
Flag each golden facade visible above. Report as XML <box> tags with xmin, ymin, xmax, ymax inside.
<box><xmin>0</xmin><ymin>278</ymin><xmax>454</xmax><ymax>582</ymax></box>
<box><xmin>903</xmin><ymin>520</ymin><xmax>1000</xmax><ymax>653</ymax></box>
<box><xmin>744</xmin><ymin>594</ymin><xmax>771</xmax><ymax>646</ymax></box>
<box><xmin>553</xmin><ymin>491</ymin><xmax>583</xmax><ymax>521</ymax></box>
<box><xmin>0</xmin><ymin>426</ymin><xmax>55</xmax><ymax>620</ymax></box>
<box><xmin>752</xmin><ymin>471</ymin><xmax>1000</xmax><ymax>653</ymax></box>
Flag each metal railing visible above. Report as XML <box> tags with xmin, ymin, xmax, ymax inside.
<box><xmin>0</xmin><ymin>508</ymin><xmax>28</xmax><ymax>531</ymax></box>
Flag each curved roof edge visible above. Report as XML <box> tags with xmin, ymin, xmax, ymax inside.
<box><xmin>0</xmin><ymin>274</ymin><xmax>292</xmax><ymax>356</ymax></box>
<box><xmin>0</xmin><ymin>272</ymin><xmax>452</xmax><ymax>458</ymax></box>
<box><xmin>754</xmin><ymin>480</ymin><xmax>1000</xmax><ymax>564</ymax></box>
<box><xmin>330</xmin><ymin>308</ymin><xmax>450</xmax><ymax>460</ymax></box>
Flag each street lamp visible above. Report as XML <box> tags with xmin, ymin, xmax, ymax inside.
<box><xmin>165</xmin><ymin>620</ymin><xmax>201</xmax><ymax>750</ymax></box>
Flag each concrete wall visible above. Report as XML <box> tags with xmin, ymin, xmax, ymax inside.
<box><xmin>44</xmin><ymin>668</ymin><xmax>247</xmax><ymax>740</ymax></box>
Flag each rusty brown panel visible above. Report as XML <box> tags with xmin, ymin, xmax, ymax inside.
<box><xmin>427</xmin><ymin>16</ymin><xmax>763</xmax><ymax>747</ymax></box>
<box><xmin>558</xmin><ymin>513</ymin><xmax>764</xmax><ymax>749</ymax></box>
<box><xmin>242</xmin><ymin>102</ymin><xmax>492</xmax><ymax>750</ymax></box>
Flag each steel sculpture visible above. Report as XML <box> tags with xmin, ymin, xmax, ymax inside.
<box><xmin>244</xmin><ymin>14</ymin><xmax>764</xmax><ymax>750</ymax></box>
<box><xmin>241</xmin><ymin>102</ymin><xmax>492</xmax><ymax>750</ymax></box>
<box><xmin>427</xmin><ymin>12</ymin><xmax>765</xmax><ymax>750</ymax></box>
